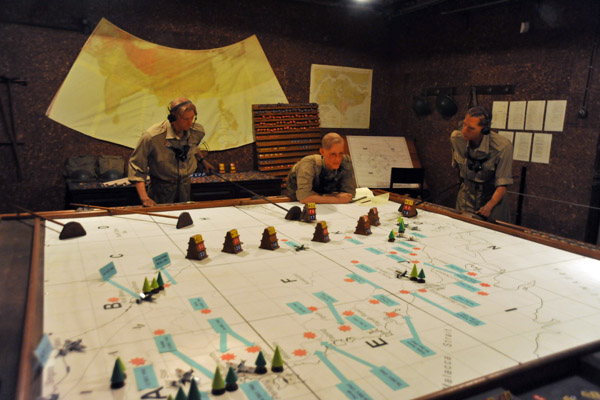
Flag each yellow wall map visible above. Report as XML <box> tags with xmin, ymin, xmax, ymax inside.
<box><xmin>47</xmin><ymin>18</ymin><xmax>288</xmax><ymax>150</ymax></box>
<box><xmin>309</xmin><ymin>64</ymin><xmax>372</xmax><ymax>129</ymax></box>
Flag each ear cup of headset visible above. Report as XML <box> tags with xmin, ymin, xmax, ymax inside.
<box><xmin>167</xmin><ymin>112</ymin><xmax>177</xmax><ymax>122</ymax></box>
<box><xmin>481</xmin><ymin>108</ymin><xmax>491</xmax><ymax>135</ymax></box>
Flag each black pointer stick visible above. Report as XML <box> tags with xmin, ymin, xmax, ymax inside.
<box><xmin>211</xmin><ymin>171</ymin><xmax>301</xmax><ymax>220</ymax></box>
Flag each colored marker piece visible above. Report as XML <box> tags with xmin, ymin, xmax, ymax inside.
<box><xmin>110</xmin><ymin>358</ymin><xmax>125</xmax><ymax>389</ymax></box>
<box><xmin>174</xmin><ymin>387</ymin><xmax>187</xmax><ymax>400</ymax></box>
<box><xmin>225</xmin><ymin>366</ymin><xmax>238</xmax><ymax>392</ymax></box>
<box><xmin>188</xmin><ymin>379</ymin><xmax>202</xmax><ymax>400</ymax></box>
<box><xmin>271</xmin><ymin>345</ymin><xmax>284</xmax><ymax>372</ymax></box>
<box><xmin>211</xmin><ymin>366</ymin><xmax>226</xmax><ymax>395</ymax></box>
<box><xmin>254</xmin><ymin>351</ymin><xmax>267</xmax><ymax>374</ymax></box>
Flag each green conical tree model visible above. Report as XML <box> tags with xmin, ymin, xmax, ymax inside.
<box><xmin>157</xmin><ymin>271</ymin><xmax>165</xmax><ymax>289</ymax></box>
<box><xmin>418</xmin><ymin>268</ymin><xmax>426</xmax><ymax>282</ymax></box>
<box><xmin>211</xmin><ymin>366</ymin><xmax>226</xmax><ymax>395</ymax></box>
<box><xmin>142</xmin><ymin>277</ymin><xmax>151</xmax><ymax>294</ymax></box>
<box><xmin>167</xmin><ymin>395</ymin><xmax>174</xmax><ymax>400</ymax></box>
<box><xmin>398</xmin><ymin>218</ymin><xmax>405</xmax><ymax>233</ymax></box>
<box><xmin>410</xmin><ymin>264</ymin><xmax>418</xmax><ymax>280</ymax></box>
<box><xmin>110</xmin><ymin>358</ymin><xmax>125</xmax><ymax>389</ymax></box>
<box><xmin>188</xmin><ymin>379</ymin><xmax>202</xmax><ymax>400</ymax></box>
<box><xmin>388</xmin><ymin>230</ymin><xmax>396</xmax><ymax>242</ymax></box>
<box><xmin>271</xmin><ymin>345</ymin><xmax>284</xmax><ymax>372</ymax></box>
<box><xmin>116</xmin><ymin>356</ymin><xmax>126</xmax><ymax>377</ymax></box>
<box><xmin>174</xmin><ymin>386</ymin><xmax>187</xmax><ymax>400</ymax></box>
<box><xmin>225</xmin><ymin>366</ymin><xmax>238</xmax><ymax>391</ymax></box>
<box><xmin>254</xmin><ymin>351</ymin><xmax>267</xmax><ymax>374</ymax></box>
<box><xmin>151</xmin><ymin>277</ymin><xmax>160</xmax><ymax>293</ymax></box>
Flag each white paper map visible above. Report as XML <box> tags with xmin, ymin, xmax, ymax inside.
<box><xmin>309</xmin><ymin>64</ymin><xmax>372</xmax><ymax>129</ymax></box>
<box><xmin>42</xmin><ymin>202</ymin><xmax>600</xmax><ymax>399</ymax></box>
<box><xmin>347</xmin><ymin>136</ymin><xmax>414</xmax><ymax>188</ymax></box>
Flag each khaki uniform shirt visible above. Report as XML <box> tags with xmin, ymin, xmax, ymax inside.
<box><xmin>451</xmin><ymin>130</ymin><xmax>513</xmax><ymax>222</ymax></box>
<box><xmin>128</xmin><ymin>120</ymin><xmax>205</xmax><ymax>203</ymax></box>
<box><xmin>286</xmin><ymin>154</ymin><xmax>356</xmax><ymax>201</ymax></box>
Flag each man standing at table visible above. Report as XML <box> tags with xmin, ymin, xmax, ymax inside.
<box><xmin>286</xmin><ymin>132</ymin><xmax>356</xmax><ymax>204</ymax></box>
<box><xmin>451</xmin><ymin>106</ymin><xmax>513</xmax><ymax>222</ymax></box>
<box><xmin>128</xmin><ymin>97</ymin><xmax>214</xmax><ymax>206</ymax></box>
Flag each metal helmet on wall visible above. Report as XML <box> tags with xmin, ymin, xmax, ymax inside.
<box><xmin>436</xmin><ymin>94</ymin><xmax>458</xmax><ymax>118</ymax></box>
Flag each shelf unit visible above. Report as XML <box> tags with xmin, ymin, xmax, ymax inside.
<box><xmin>253</xmin><ymin>103</ymin><xmax>321</xmax><ymax>184</ymax></box>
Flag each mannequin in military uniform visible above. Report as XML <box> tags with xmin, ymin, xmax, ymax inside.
<box><xmin>451</xmin><ymin>106</ymin><xmax>513</xmax><ymax>222</ymax></box>
<box><xmin>286</xmin><ymin>132</ymin><xmax>356</xmax><ymax>204</ymax></box>
<box><xmin>128</xmin><ymin>97</ymin><xmax>214</xmax><ymax>206</ymax></box>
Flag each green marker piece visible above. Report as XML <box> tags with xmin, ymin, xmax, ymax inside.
<box><xmin>271</xmin><ymin>345</ymin><xmax>284</xmax><ymax>372</ymax></box>
<box><xmin>211</xmin><ymin>366</ymin><xmax>226</xmax><ymax>395</ymax></box>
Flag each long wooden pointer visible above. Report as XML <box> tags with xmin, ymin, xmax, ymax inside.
<box><xmin>71</xmin><ymin>203</ymin><xmax>193</xmax><ymax>229</ymax></box>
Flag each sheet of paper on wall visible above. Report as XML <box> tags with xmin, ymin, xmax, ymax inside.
<box><xmin>491</xmin><ymin>101</ymin><xmax>508</xmax><ymax>129</ymax></box>
<box><xmin>513</xmin><ymin>131</ymin><xmax>533</xmax><ymax>162</ymax></box>
<box><xmin>544</xmin><ymin>100</ymin><xmax>567</xmax><ymax>132</ymax></box>
<box><xmin>347</xmin><ymin>136</ymin><xmax>413</xmax><ymax>188</ymax></box>
<box><xmin>498</xmin><ymin>131</ymin><xmax>514</xmax><ymax>144</ymax></box>
<box><xmin>531</xmin><ymin>133</ymin><xmax>552</xmax><ymax>164</ymax></box>
<box><xmin>507</xmin><ymin>101</ymin><xmax>526</xmax><ymax>130</ymax></box>
<box><xmin>525</xmin><ymin>100</ymin><xmax>546</xmax><ymax>131</ymax></box>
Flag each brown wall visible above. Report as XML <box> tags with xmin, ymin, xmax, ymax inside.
<box><xmin>1</xmin><ymin>0</ymin><xmax>599</xmax><ymax>243</ymax></box>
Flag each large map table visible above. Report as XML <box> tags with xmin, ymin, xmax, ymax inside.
<box><xmin>13</xmin><ymin>195</ymin><xmax>600</xmax><ymax>399</ymax></box>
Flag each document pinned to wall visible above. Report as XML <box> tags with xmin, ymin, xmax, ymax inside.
<box><xmin>491</xmin><ymin>101</ymin><xmax>508</xmax><ymax>130</ymax></box>
<box><xmin>498</xmin><ymin>131</ymin><xmax>514</xmax><ymax>144</ymax></box>
<box><xmin>525</xmin><ymin>100</ymin><xmax>546</xmax><ymax>131</ymax></box>
<box><xmin>507</xmin><ymin>101</ymin><xmax>526</xmax><ymax>130</ymax></box>
<box><xmin>513</xmin><ymin>131</ymin><xmax>533</xmax><ymax>162</ymax></box>
<box><xmin>347</xmin><ymin>136</ymin><xmax>413</xmax><ymax>188</ymax></box>
<box><xmin>531</xmin><ymin>133</ymin><xmax>552</xmax><ymax>164</ymax></box>
<box><xmin>544</xmin><ymin>100</ymin><xmax>567</xmax><ymax>132</ymax></box>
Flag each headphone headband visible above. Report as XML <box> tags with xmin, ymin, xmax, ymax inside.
<box><xmin>169</xmin><ymin>100</ymin><xmax>192</xmax><ymax>114</ymax></box>
<box><xmin>167</xmin><ymin>100</ymin><xmax>193</xmax><ymax>123</ymax></box>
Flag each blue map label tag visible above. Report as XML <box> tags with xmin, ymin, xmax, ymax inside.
<box><xmin>152</xmin><ymin>252</ymin><xmax>171</xmax><ymax>269</ymax></box>
<box><xmin>365</xmin><ymin>247</ymin><xmax>384</xmax><ymax>255</ymax></box>
<box><xmin>189</xmin><ymin>297</ymin><xmax>208</xmax><ymax>311</ymax></box>
<box><xmin>392</xmin><ymin>246</ymin><xmax>412</xmax><ymax>254</ymax></box>
<box><xmin>241</xmin><ymin>381</ymin><xmax>273</xmax><ymax>400</ymax></box>
<box><xmin>395</xmin><ymin>241</ymin><xmax>414</xmax><ymax>248</ymax></box>
<box><xmin>454</xmin><ymin>281</ymin><xmax>479</xmax><ymax>292</ymax></box>
<box><xmin>456</xmin><ymin>274</ymin><xmax>480</xmax><ymax>284</ymax></box>
<box><xmin>346</xmin><ymin>315</ymin><xmax>375</xmax><ymax>330</ymax></box>
<box><xmin>373</xmin><ymin>294</ymin><xmax>400</xmax><ymax>306</ymax></box>
<box><xmin>287</xmin><ymin>302</ymin><xmax>312</xmax><ymax>315</ymax></box>
<box><xmin>313</xmin><ymin>291</ymin><xmax>337</xmax><ymax>303</ymax></box>
<box><xmin>337</xmin><ymin>381</ymin><xmax>373</xmax><ymax>400</ymax></box>
<box><xmin>34</xmin><ymin>333</ymin><xmax>52</xmax><ymax>367</ymax></box>
<box><xmin>386</xmin><ymin>254</ymin><xmax>407</xmax><ymax>262</ymax></box>
<box><xmin>455</xmin><ymin>312</ymin><xmax>485</xmax><ymax>326</ymax></box>
<box><xmin>401</xmin><ymin>338</ymin><xmax>436</xmax><ymax>357</ymax></box>
<box><xmin>345</xmin><ymin>237</ymin><xmax>363</xmax><ymax>245</ymax></box>
<box><xmin>208</xmin><ymin>317</ymin><xmax>232</xmax><ymax>334</ymax></box>
<box><xmin>99</xmin><ymin>261</ymin><xmax>117</xmax><ymax>281</ymax></box>
<box><xmin>451</xmin><ymin>295</ymin><xmax>480</xmax><ymax>307</ymax></box>
<box><xmin>445</xmin><ymin>263</ymin><xmax>467</xmax><ymax>273</ymax></box>
<box><xmin>134</xmin><ymin>365</ymin><xmax>159</xmax><ymax>390</ymax></box>
<box><xmin>371</xmin><ymin>366</ymin><xmax>409</xmax><ymax>390</ymax></box>
<box><xmin>354</xmin><ymin>263</ymin><xmax>376</xmax><ymax>273</ymax></box>
<box><xmin>411</xmin><ymin>232</ymin><xmax>426</xmax><ymax>238</ymax></box>
<box><xmin>154</xmin><ymin>334</ymin><xmax>177</xmax><ymax>353</ymax></box>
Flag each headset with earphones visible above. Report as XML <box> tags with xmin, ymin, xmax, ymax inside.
<box><xmin>466</xmin><ymin>106</ymin><xmax>492</xmax><ymax>135</ymax></box>
<box><xmin>167</xmin><ymin>100</ymin><xmax>193</xmax><ymax>123</ymax></box>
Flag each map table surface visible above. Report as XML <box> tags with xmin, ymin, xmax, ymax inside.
<box><xmin>40</xmin><ymin>200</ymin><xmax>600</xmax><ymax>399</ymax></box>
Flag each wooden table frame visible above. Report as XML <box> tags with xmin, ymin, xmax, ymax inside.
<box><xmin>6</xmin><ymin>192</ymin><xmax>600</xmax><ymax>400</ymax></box>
